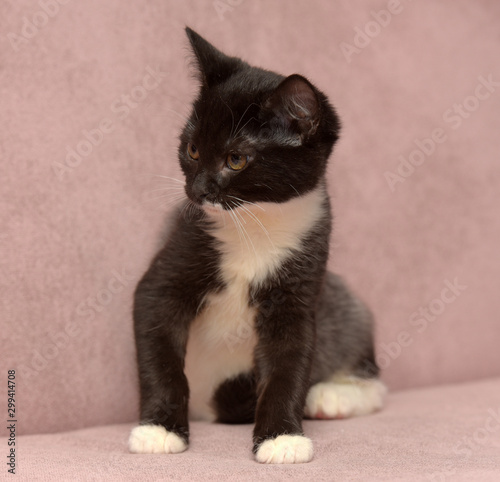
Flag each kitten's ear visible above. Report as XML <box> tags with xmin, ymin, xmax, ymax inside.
<box><xmin>264</xmin><ymin>75</ymin><xmax>320</xmax><ymax>140</ymax></box>
<box><xmin>185</xmin><ymin>27</ymin><xmax>240</xmax><ymax>87</ymax></box>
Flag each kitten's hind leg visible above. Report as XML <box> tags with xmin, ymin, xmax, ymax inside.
<box><xmin>304</xmin><ymin>374</ymin><xmax>386</xmax><ymax>419</ymax></box>
<box><xmin>307</xmin><ymin>272</ymin><xmax>387</xmax><ymax>419</ymax></box>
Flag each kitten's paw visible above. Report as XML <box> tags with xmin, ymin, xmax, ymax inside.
<box><xmin>305</xmin><ymin>376</ymin><xmax>387</xmax><ymax>419</ymax></box>
<box><xmin>255</xmin><ymin>435</ymin><xmax>313</xmax><ymax>464</ymax></box>
<box><xmin>128</xmin><ymin>424</ymin><xmax>188</xmax><ymax>454</ymax></box>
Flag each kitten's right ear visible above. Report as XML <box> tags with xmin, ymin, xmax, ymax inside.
<box><xmin>185</xmin><ymin>27</ymin><xmax>240</xmax><ymax>88</ymax></box>
<box><xmin>264</xmin><ymin>74</ymin><xmax>320</xmax><ymax>142</ymax></box>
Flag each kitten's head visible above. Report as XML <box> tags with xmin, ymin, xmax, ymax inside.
<box><xmin>179</xmin><ymin>27</ymin><xmax>340</xmax><ymax>212</ymax></box>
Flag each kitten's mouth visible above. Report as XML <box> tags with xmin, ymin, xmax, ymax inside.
<box><xmin>202</xmin><ymin>202</ymin><xmax>225</xmax><ymax>215</ymax></box>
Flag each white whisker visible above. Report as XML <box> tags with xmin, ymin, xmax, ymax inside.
<box><xmin>232</xmin><ymin>116</ymin><xmax>257</xmax><ymax>142</ymax></box>
<box><xmin>147</xmin><ymin>186</ymin><xmax>185</xmax><ymax>193</ymax></box>
<box><xmin>289</xmin><ymin>184</ymin><xmax>300</xmax><ymax>197</ymax></box>
<box><xmin>237</xmin><ymin>203</ymin><xmax>275</xmax><ymax>250</ymax></box>
<box><xmin>227</xmin><ymin>207</ymin><xmax>245</xmax><ymax>247</ymax></box>
<box><xmin>157</xmin><ymin>193</ymin><xmax>187</xmax><ymax>205</ymax></box>
<box><xmin>148</xmin><ymin>192</ymin><xmax>187</xmax><ymax>203</ymax></box>
<box><xmin>231</xmin><ymin>201</ymin><xmax>257</xmax><ymax>257</ymax></box>
<box><xmin>229</xmin><ymin>202</ymin><xmax>250</xmax><ymax>251</ymax></box>
<box><xmin>153</xmin><ymin>175</ymin><xmax>185</xmax><ymax>184</ymax></box>
<box><xmin>232</xmin><ymin>103</ymin><xmax>258</xmax><ymax>140</ymax></box>
<box><xmin>227</xmin><ymin>195</ymin><xmax>265</xmax><ymax>212</ymax></box>
<box><xmin>167</xmin><ymin>108</ymin><xmax>194</xmax><ymax>129</ymax></box>
<box><xmin>221</xmin><ymin>96</ymin><xmax>235</xmax><ymax>139</ymax></box>
<box><xmin>180</xmin><ymin>199</ymin><xmax>199</xmax><ymax>222</ymax></box>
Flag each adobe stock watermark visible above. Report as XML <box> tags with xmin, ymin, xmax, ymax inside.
<box><xmin>17</xmin><ymin>268</ymin><xmax>134</xmax><ymax>379</ymax></box>
<box><xmin>142</xmin><ymin>399</ymin><xmax>179</xmax><ymax>425</ymax></box>
<box><xmin>376</xmin><ymin>277</ymin><xmax>467</xmax><ymax>370</ymax></box>
<box><xmin>339</xmin><ymin>0</ymin><xmax>412</xmax><ymax>64</ymax></box>
<box><xmin>224</xmin><ymin>316</ymin><xmax>253</xmax><ymax>353</ymax></box>
<box><xmin>213</xmin><ymin>0</ymin><xmax>245</xmax><ymax>21</ymax></box>
<box><xmin>7</xmin><ymin>0</ymin><xmax>71</xmax><ymax>52</ymax></box>
<box><xmin>428</xmin><ymin>405</ymin><xmax>500</xmax><ymax>481</ymax></box>
<box><xmin>385</xmin><ymin>74</ymin><xmax>500</xmax><ymax>192</ymax></box>
<box><xmin>52</xmin><ymin>65</ymin><xmax>167</xmax><ymax>181</ymax></box>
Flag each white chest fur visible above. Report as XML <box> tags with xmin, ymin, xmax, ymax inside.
<box><xmin>184</xmin><ymin>187</ymin><xmax>326</xmax><ymax>420</ymax></box>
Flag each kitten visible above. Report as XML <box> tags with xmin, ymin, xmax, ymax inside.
<box><xmin>128</xmin><ymin>27</ymin><xmax>386</xmax><ymax>464</ymax></box>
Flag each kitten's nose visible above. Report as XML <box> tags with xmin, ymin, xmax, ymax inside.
<box><xmin>197</xmin><ymin>191</ymin><xmax>217</xmax><ymax>204</ymax></box>
<box><xmin>192</xmin><ymin>174</ymin><xmax>220</xmax><ymax>204</ymax></box>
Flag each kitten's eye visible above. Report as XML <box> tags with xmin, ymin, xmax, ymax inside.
<box><xmin>227</xmin><ymin>153</ymin><xmax>249</xmax><ymax>171</ymax></box>
<box><xmin>187</xmin><ymin>143</ymin><xmax>199</xmax><ymax>160</ymax></box>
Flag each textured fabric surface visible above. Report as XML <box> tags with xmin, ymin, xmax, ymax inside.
<box><xmin>2</xmin><ymin>378</ymin><xmax>499</xmax><ymax>481</ymax></box>
<box><xmin>1</xmin><ymin>0</ymin><xmax>500</xmax><ymax>441</ymax></box>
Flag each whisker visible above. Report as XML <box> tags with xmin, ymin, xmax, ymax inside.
<box><xmin>153</xmin><ymin>175</ymin><xmax>185</xmax><ymax>184</ymax></box>
<box><xmin>233</xmin><ymin>210</ymin><xmax>251</xmax><ymax>252</ymax></box>
<box><xmin>156</xmin><ymin>193</ymin><xmax>188</xmax><ymax>207</ymax></box>
<box><xmin>289</xmin><ymin>183</ymin><xmax>300</xmax><ymax>197</ymax></box>
<box><xmin>255</xmin><ymin>182</ymin><xmax>273</xmax><ymax>191</ymax></box>
<box><xmin>229</xmin><ymin>201</ymin><xmax>248</xmax><ymax>249</ymax></box>
<box><xmin>189</xmin><ymin>201</ymin><xmax>198</xmax><ymax>221</ymax></box>
<box><xmin>180</xmin><ymin>199</ymin><xmax>199</xmax><ymax>223</ymax></box>
<box><xmin>167</xmin><ymin>108</ymin><xmax>194</xmax><ymax>129</ymax></box>
<box><xmin>231</xmin><ymin>201</ymin><xmax>257</xmax><ymax>256</ymax></box>
<box><xmin>148</xmin><ymin>192</ymin><xmax>187</xmax><ymax>203</ymax></box>
<box><xmin>232</xmin><ymin>103</ymin><xmax>258</xmax><ymax>139</ymax></box>
<box><xmin>142</xmin><ymin>189</ymin><xmax>186</xmax><ymax>201</ymax></box>
<box><xmin>237</xmin><ymin>203</ymin><xmax>275</xmax><ymax>249</ymax></box>
<box><xmin>219</xmin><ymin>204</ymin><xmax>228</xmax><ymax>228</ymax></box>
<box><xmin>152</xmin><ymin>194</ymin><xmax>188</xmax><ymax>212</ymax></box>
<box><xmin>220</xmin><ymin>96</ymin><xmax>235</xmax><ymax>139</ymax></box>
<box><xmin>146</xmin><ymin>186</ymin><xmax>185</xmax><ymax>194</ymax></box>
<box><xmin>232</xmin><ymin>116</ymin><xmax>257</xmax><ymax>142</ymax></box>
<box><xmin>227</xmin><ymin>206</ymin><xmax>245</xmax><ymax>247</ymax></box>
<box><xmin>226</xmin><ymin>195</ymin><xmax>265</xmax><ymax>212</ymax></box>
<box><xmin>180</xmin><ymin>200</ymin><xmax>190</xmax><ymax>218</ymax></box>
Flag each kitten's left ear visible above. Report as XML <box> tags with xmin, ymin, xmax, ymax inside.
<box><xmin>185</xmin><ymin>27</ymin><xmax>240</xmax><ymax>87</ymax></box>
<box><xmin>264</xmin><ymin>74</ymin><xmax>320</xmax><ymax>141</ymax></box>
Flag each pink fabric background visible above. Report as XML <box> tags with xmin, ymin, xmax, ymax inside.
<box><xmin>1</xmin><ymin>0</ymin><xmax>500</xmax><ymax>441</ymax></box>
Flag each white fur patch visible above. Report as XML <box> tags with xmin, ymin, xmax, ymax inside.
<box><xmin>184</xmin><ymin>283</ymin><xmax>258</xmax><ymax>421</ymax></box>
<box><xmin>128</xmin><ymin>425</ymin><xmax>187</xmax><ymax>454</ymax></box>
<box><xmin>184</xmin><ymin>187</ymin><xmax>326</xmax><ymax>420</ymax></box>
<box><xmin>207</xmin><ymin>187</ymin><xmax>327</xmax><ymax>286</ymax></box>
<box><xmin>304</xmin><ymin>375</ymin><xmax>387</xmax><ymax>419</ymax></box>
<box><xmin>255</xmin><ymin>435</ymin><xmax>313</xmax><ymax>464</ymax></box>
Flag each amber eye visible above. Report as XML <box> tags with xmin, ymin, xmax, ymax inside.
<box><xmin>227</xmin><ymin>153</ymin><xmax>249</xmax><ymax>171</ymax></box>
<box><xmin>187</xmin><ymin>143</ymin><xmax>199</xmax><ymax>160</ymax></box>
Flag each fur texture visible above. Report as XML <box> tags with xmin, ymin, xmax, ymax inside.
<box><xmin>129</xmin><ymin>27</ymin><xmax>384</xmax><ymax>464</ymax></box>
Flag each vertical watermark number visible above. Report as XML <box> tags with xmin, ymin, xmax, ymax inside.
<box><xmin>6</xmin><ymin>370</ymin><xmax>16</xmax><ymax>475</ymax></box>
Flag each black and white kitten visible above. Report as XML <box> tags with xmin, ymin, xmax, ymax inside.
<box><xmin>128</xmin><ymin>28</ymin><xmax>386</xmax><ymax>464</ymax></box>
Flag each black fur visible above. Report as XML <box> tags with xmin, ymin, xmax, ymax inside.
<box><xmin>180</xmin><ymin>28</ymin><xmax>340</xmax><ymax>208</ymax></box>
<box><xmin>133</xmin><ymin>208</ymin><xmax>224</xmax><ymax>444</ymax></box>
<box><xmin>132</xmin><ymin>27</ymin><xmax>380</xmax><ymax>455</ymax></box>
<box><xmin>212</xmin><ymin>372</ymin><xmax>257</xmax><ymax>424</ymax></box>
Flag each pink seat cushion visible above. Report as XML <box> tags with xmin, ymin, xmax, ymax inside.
<box><xmin>7</xmin><ymin>378</ymin><xmax>500</xmax><ymax>481</ymax></box>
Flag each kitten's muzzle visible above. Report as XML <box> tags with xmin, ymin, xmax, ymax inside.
<box><xmin>191</xmin><ymin>175</ymin><xmax>221</xmax><ymax>205</ymax></box>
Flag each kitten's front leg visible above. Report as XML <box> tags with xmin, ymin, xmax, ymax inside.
<box><xmin>128</xmin><ymin>331</ymin><xmax>190</xmax><ymax>454</ymax></box>
<box><xmin>252</xmin><ymin>302</ymin><xmax>316</xmax><ymax>464</ymax></box>
<box><xmin>128</xmin><ymin>266</ymin><xmax>195</xmax><ymax>454</ymax></box>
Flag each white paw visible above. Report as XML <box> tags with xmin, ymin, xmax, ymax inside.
<box><xmin>128</xmin><ymin>424</ymin><xmax>188</xmax><ymax>454</ymax></box>
<box><xmin>255</xmin><ymin>435</ymin><xmax>313</xmax><ymax>464</ymax></box>
<box><xmin>305</xmin><ymin>377</ymin><xmax>386</xmax><ymax>419</ymax></box>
